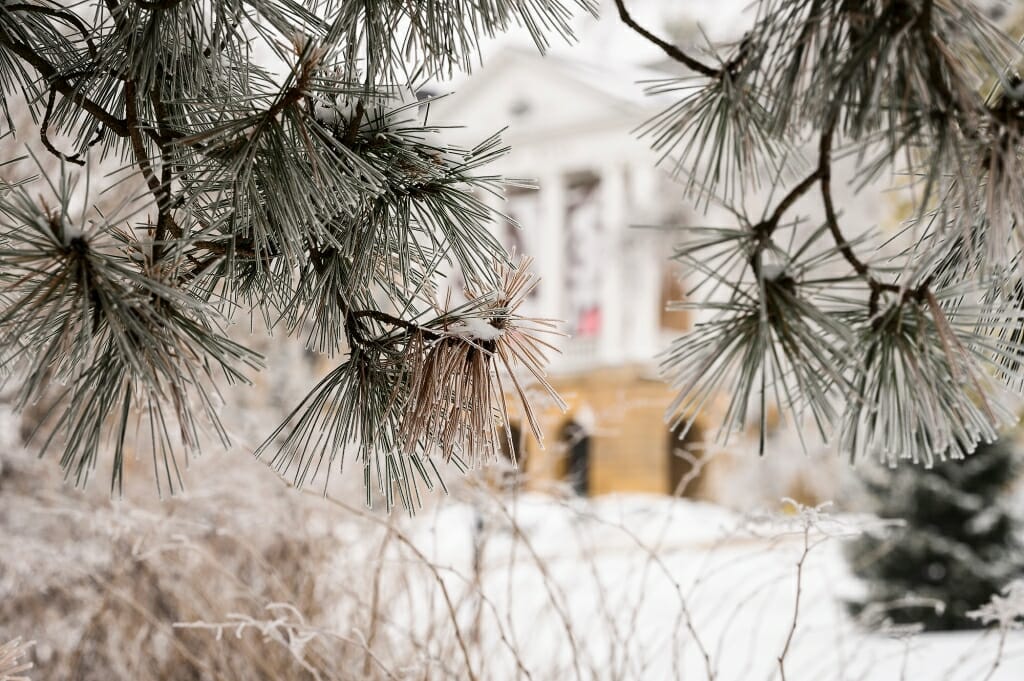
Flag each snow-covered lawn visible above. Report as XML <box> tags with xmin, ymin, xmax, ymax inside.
<box><xmin>6</xmin><ymin>444</ymin><xmax>1021</xmax><ymax>680</ymax></box>
<box><xmin>399</xmin><ymin>493</ymin><xmax>1024</xmax><ymax>680</ymax></box>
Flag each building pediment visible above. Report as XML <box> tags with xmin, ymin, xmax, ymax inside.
<box><xmin>428</xmin><ymin>48</ymin><xmax>666</xmax><ymax>147</ymax></box>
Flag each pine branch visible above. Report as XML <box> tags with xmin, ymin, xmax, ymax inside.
<box><xmin>134</xmin><ymin>0</ymin><xmax>189</xmax><ymax>9</ymax></box>
<box><xmin>0</xmin><ymin>29</ymin><xmax>128</xmax><ymax>136</ymax></box>
<box><xmin>612</xmin><ymin>0</ymin><xmax>718</xmax><ymax>77</ymax></box>
<box><xmin>817</xmin><ymin>121</ymin><xmax>870</xmax><ymax>281</ymax></box>
<box><xmin>641</xmin><ymin>0</ymin><xmax>1024</xmax><ymax>461</ymax></box>
<box><xmin>759</xmin><ymin>170</ymin><xmax>823</xmax><ymax>236</ymax></box>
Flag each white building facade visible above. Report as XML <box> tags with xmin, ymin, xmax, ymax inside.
<box><xmin>430</xmin><ymin>48</ymin><xmax>685</xmax><ymax>374</ymax></box>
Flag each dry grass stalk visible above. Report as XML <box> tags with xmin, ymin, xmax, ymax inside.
<box><xmin>0</xmin><ymin>638</ymin><xmax>33</xmax><ymax>681</ymax></box>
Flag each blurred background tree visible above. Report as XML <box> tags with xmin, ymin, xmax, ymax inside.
<box><xmin>846</xmin><ymin>436</ymin><xmax>1024</xmax><ymax>630</ymax></box>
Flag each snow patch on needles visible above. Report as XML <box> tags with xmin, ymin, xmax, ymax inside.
<box><xmin>450</xmin><ymin>316</ymin><xmax>505</xmax><ymax>342</ymax></box>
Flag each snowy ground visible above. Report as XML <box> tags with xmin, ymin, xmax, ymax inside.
<box><xmin>397</xmin><ymin>492</ymin><xmax>1024</xmax><ymax>681</ymax></box>
<box><xmin>5</xmin><ymin>433</ymin><xmax>1023</xmax><ymax>679</ymax></box>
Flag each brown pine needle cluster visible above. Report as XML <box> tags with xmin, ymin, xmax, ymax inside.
<box><xmin>261</xmin><ymin>257</ymin><xmax>566</xmax><ymax>510</ymax></box>
<box><xmin>403</xmin><ymin>257</ymin><xmax>567</xmax><ymax>468</ymax></box>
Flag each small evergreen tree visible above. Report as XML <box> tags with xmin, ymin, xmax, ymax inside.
<box><xmin>848</xmin><ymin>438</ymin><xmax>1024</xmax><ymax>630</ymax></box>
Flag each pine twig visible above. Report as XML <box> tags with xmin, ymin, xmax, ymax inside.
<box><xmin>612</xmin><ymin>0</ymin><xmax>718</xmax><ymax>77</ymax></box>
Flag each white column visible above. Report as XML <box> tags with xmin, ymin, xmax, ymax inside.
<box><xmin>599</xmin><ymin>164</ymin><xmax>626</xmax><ymax>364</ymax></box>
<box><xmin>630</xmin><ymin>162</ymin><xmax>661</xmax><ymax>223</ymax></box>
<box><xmin>536</xmin><ymin>169</ymin><xmax>567</xmax><ymax>364</ymax></box>
<box><xmin>627</xmin><ymin>163</ymin><xmax>664</xmax><ymax>362</ymax></box>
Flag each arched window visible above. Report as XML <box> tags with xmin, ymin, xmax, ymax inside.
<box><xmin>668</xmin><ymin>422</ymin><xmax>704</xmax><ymax>497</ymax></box>
<box><xmin>561</xmin><ymin>421</ymin><xmax>590</xmax><ymax>496</ymax></box>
